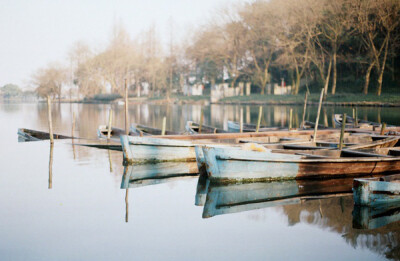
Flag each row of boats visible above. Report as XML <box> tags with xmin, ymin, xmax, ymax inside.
<box><xmin>17</xmin><ymin>114</ymin><xmax>400</xmax><ymax>208</ymax></box>
<box><xmin>108</xmin><ymin>115</ymin><xmax>400</xmax><ymax>208</ymax></box>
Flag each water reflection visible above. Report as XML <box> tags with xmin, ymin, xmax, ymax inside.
<box><xmin>195</xmin><ymin>174</ymin><xmax>210</xmax><ymax>206</ymax></box>
<box><xmin>18</xmin><ymin>103</ymin><xmax>400</xmax><ymax>141</ymax></box>
<box><xmin>48</xmin><ymin>142</ymin><xmax>54</xmax><ymax>189</ymax></box>
<box><xmin>197</xmin><ymin>175</ymin><xmax>400</xmax><ymax>259</ymax></box>
<box><xmin>201</xmin><ymin>177</ymin><xmax>354</xmax><ymax>219</ymax></box>
<box><xmin>353</xmin><ymin>204</ymin><xmax>400</xmax><ymax>230</ymax></box>
<box><xmin>121</xmin><ymin>162</ymin><xmax>198</xmax><ymax>189</ymax></box>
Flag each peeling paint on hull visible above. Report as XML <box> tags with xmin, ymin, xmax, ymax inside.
<box><xmin>202</xmin><ymin>146</ymin><xmax>400</xmax><ymax>182</ymax></box>
<box><xmin>353</xmin><ymin>175</ymin><xmax>400</xmax><ymax>206</ymax></box>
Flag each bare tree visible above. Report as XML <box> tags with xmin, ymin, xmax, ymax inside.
<box><xmin>33</xmin><ymin>63</ymin><xmax>68</xmax><ymax>102</ymax></box>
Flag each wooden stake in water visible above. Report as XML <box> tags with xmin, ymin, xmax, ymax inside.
<box><xmin>380</xmin><ymin>122</ymin><xmax>386</xmax><ymax>135</ymax></box>
<box><xmin>355</xmin><ymin>107</ymin><xmax>358</xmax><ymax>127</ymax></box>
<box><xmin>49</xmin><ymin>143</ymin><xmax>54</xmax><ymax>189</ymax></box>
<box><xmin>289</xmin><ymin>108</ymin><xmax>293</xmax><ymax>130</ymax></box>
<box><xmin>47</xmin><ymin>95</ymin><xmax>54</xmax><ymax>144</ymax></box>
<box><xmin>339</xmin><ymin>113</ymin><xmax>347</xmax><ymax>150</ymax></box>
<box><xmin>107</xmin><ymin>108</ymin><xmax>113</xmax><ymax>140</ymax></box>
<box><xmin>198</xmin><ymin>107</ymin><xmax>204</xmax><ymax>134</ymax></box>
<box><xmin>125</xmin><ymin>189</ymin><xmax>129</xmax><ymax>223</ymax></box>
<box><xmin>161</xmin><ymin>116</ymin><xmax>166</xmax><ymax>136</ymax></box>
<box><xmin>72</xmin><ymin>112</ymin><xmax>76</xmax><ymax>139</ymax></box>
<box><xmin>256</xmin><ymin>106</ymin><xmax>263</xmax><ymax>133</ymax></box>
<box><xmin>124</xmin><ymin>79</ymin><xmax>129</xmax><ymax>135</ymax></box>
<box><xmin>313</xmin><ymin>88</ymin><xmax>325</xmax><ymax>142</ymax></box>
<box><xmin>239</xmin><ymin>108</ymin><xmax>244</xmax><ymax>133</ymax></box>
<box><xmin>301</xmin><ymin>92</ymin><xmax>308</xmax><ymax>129</ymax></box>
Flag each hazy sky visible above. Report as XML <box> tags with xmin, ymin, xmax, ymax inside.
<box><xmin>0</xmin><ymin>0</ymin><xmax>246</xmax><ymax>89</ymax></box>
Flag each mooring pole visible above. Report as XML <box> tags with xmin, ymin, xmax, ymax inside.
<box><xmin>289</xmin><ymin>108</ymin><xmax>293</xmax><ymax>130</ymax></box>
<box><xmin>72</xmin><ymin>112</ymin><xmax>76</xmax><ymax>139</ymax></box>
<box><xmin>256</xmin><ymin>106</ymin><xmax>263</xmax><ymax>133</ymax></box>
<box><xmin>124</xmin><ymin>79</ymin><xmax>129</xmax><ymax>135</ymax></box>
<box><xmin>107</xmin><ymin>108</ymin><xmax>113</xmax><ymax>140</ymax></box>
<box><xmin>301</xmin><ymin>92</ymin><xmax>308</xmax><ymax>129</ymax></box>
<box><xmin>198</xmin><ymin>107</ymin><xmax>204</xmax><ymax>134</ymax></box>
<box><xmin>161</xmin><ymin>116</ymin><xmax>166</xmax><ymax>136</ymax></box>
<box><xmin>313</xmin><ymin>88</ymin><xmax>324</xmax><ymax>142</ymax></box>
<box><xmin>380</xmin><ymin>122</ymin><xmax>386</xmax><ymax>135</ymax></box>
<box><xmin>239</xmin><ymin>108</ymin><xmax>244</xmax><ymax>133</ymax></box>
<box><xmin>47</xmin><ymin>95</ymin><xmax>54</xmax><ymax>144</ymax></box>
<box><xmin>355</xmin><ymin>107</ymin><xmax>358</xmax><ymax>128</ymax></box>
<box><xmin>48</xmin><ymin>143</ymin><xmax>54</xmax><ymax>189</ymax></box>
<box><xmin>339</xmin><ymin>113</ymin><xmax>347</xmax><ymax>150</ymax></box>
<box><xmin>125</xmin><ymin>189</ymin><xmax>129</xmax><ymax>223</ymax></box>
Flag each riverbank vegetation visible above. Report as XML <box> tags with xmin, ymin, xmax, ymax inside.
<box><xmin>30</xmin><ymin>0</ymin><xmax>399</xmax><ymax>101</ymax></box>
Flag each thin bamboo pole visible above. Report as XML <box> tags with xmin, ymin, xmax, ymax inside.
<box><xmin>239</xmin><ymin>108</ymin><xmax>243</xmax><ymax>133</ymax></box>
<box><xmin>301</xmin><ymin>92</ymin><xmax>308</xmax><ymax>129</ymax></box>
<box><xmin>47</xmin><ymin>95</ymin><xmax>54</xmax><ymax>144</ymax></box>
<box><xmin>313</xmin><ymin>88</ymin><xmax>325</xmax><ymax>142</ymax></box>
<box><xmin>161</xmin><ymin>116</ymin><xmax>166</xmax><ymax>136</ymax></box>
<box><xmin>339</xmin><ymin>113</ymin><xmax>347</xmax><ymax>150</ymax></box>
<box><xmin>289</xmin><ymin>108</ymin><xmax>293</xmax><ymax>130</ymax></box>
<box><xmin>107</xmin><ymin>108</ymin><xmax>113</xmax><ymax>140</ymax></box>
<box><xmin>198</xmin><ymin>107</ymin><xmax>204</xmax><ymax>134</ymax></box>
<box><xmin>380</xmin><ymin>122</ymin><xmax>386</xmax><ymax>135</ymax></box>
<box><xmin>48</xmin><ymin>143</ymin><xmax>54</xmax><ymax>189</ymax></box>
<box><xmin>256</xmin><ymin>106</ymin><xmax>263</xmax><ymax>133</ymax></box>
<box><xmin>124</xmin><ymin>79</ymin><xmax>129</xmax><ymax>135</ymax></box>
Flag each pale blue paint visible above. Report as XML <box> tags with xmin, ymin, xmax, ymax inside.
<box><xmin>202</xmin><ymin>146</ymin><xmax>301</xmax><ymax>181</ymax></box>
<box><xmin>203</xmin><ymin>180</ymin><xmax>300</xmax><ymax>218</ymax></box>
<box><xmin>120</xmin><ymin>135</ymin><xmax>196</xmax><ymax>163</ymax></box>
<box><xmin>121</xmin><ymin>162</ymin><xmax>198</xmax><ymax>189</ymax></box>
<box><xmin>353</xmin><ymin>204</ymin><xmax>400</xmax><ymax>229</ymax></box>
<box><xmin>353</xmin><ymin>178</ymin><xmax>400</xmax><ymax>206</ymax></box>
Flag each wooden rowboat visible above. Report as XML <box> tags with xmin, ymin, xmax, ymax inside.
<box><xmin>353</xmin><ymin>174</ymin><xmax>400</xmax><ymax>206</ymax></box>
<box><xmin>130</xmin><ymin>123</ymin><xmax>180</xmax><ymax>136</ymax></box>
<box><xmin>200</xmin><ymin>145</ymin><xmax>400</xmax><ymax>182</ymax></box>
<box><xmin>202</xmin><ymin>177</ymin><xmax>354</xmax><ymax>218</ymax></box>
<box><xmin>18</xmin><ymin>128</ymin><xmax>71</xmax><ymax>142</ymax></box>
<box><xmin>227</xmin><ymin>120</ymin><xmax>281</xmax><ymax>132</ymax></box>
<box><xmin>185</xmin><ymin>121</ymin><xmax>227</xmax><ymax>134</ymax></box>
<box><xmin>97</xmin><ymin>125</ymin><xmax>136</xmax><ymax>140</ymax></box>
<box><xmin>334</xmin><ymin>114</ymin><xmax>395</xmax><ymax>130</ymax></box>
<box><xmin>120</xmin><ymin>129</ymin><xmax>348</xmax><ymax>164</ymax></box>
<box><xmin>120</xmin><ymin>128</ymin><xmax>395</xmax><ymax>164</ymax></box>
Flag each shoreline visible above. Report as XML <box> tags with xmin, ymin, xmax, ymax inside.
<box><xmin>10</xmin><ymin>93</ymin><xmax>400</xmax><ymax>107</ymax></box>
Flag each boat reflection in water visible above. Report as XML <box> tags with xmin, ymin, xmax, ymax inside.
<box><xmin>195</xmin><ymin>174</ymin><xmax>210</xmax><ymax>206</ymax></box>
<box><xmin>200</xmin><ymin>175</ymin><xmax>400</xmax><ymax>259</ymax></box>
<box><xmin>121</xmin><ymin>162</ymin><xmax>199</xmax><ymax>189</ymax></box>
<box><xmin>202</xmin><ymin>177</ymin><xmax>354</xmax><ymax>218</ymax></box>
<box><xmin>353</xmin><ymin>204</ymin><xmax>400</xmax><ymax>230</ymax></box>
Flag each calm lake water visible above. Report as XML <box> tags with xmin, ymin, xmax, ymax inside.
<box><xmin>1</xmin><ymin>102</ymin><xmax>400</xmax><ymax>260</ymax></box>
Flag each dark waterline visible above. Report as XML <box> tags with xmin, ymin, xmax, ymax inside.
<box><xmin>0</xmin><ymin>103</ymin><xmax>398</xmax><ymax>260</ymax></box>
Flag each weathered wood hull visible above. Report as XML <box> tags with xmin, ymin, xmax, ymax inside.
<box><xmin>120</xmin><ymin>135</ymin><xmax>197</xmax><ymax>164</ymax></box>
<box><xmin>98</xmin><ymin>125</ymin><xmax>136</xmax><ymax>140</ymax></box>
<box><xmin>121</xmin><ymin>162</ymin><xmax>199</xmax><ymax>188</ymax></box>
<box><xmin>227</xmin><ymin>120</ymin><xmax>281</xmax><ymax>132</ymax></box>
<box><xmin>203</xmin><ymin>177</ymin><xmax>354</xmax><ymax>218</ymax></box>
<box><xmin>353</xmin><ymin>174</ymin><xmax>400</xmax><ymax>206</ymax></box>
<box><xmin>201</xmin><ymin>146</ymin><xmax>400</xmax><ymax>182</ymax></box>
<box><xmin>18</xmin><ymin>128</ymin><xmax>71</xmax><ymax>142</ymax></box>
<box><xmin>185</xmin><ymin>121</ymin><xmax>227</xmax><ymax>134</ymax></box>
<box><xmin>130</xmin><ymin>123</ymin><xmax>180</xmax><ymax>136</ymax></box>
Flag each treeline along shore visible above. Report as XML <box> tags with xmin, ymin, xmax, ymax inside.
<box><xmin>6</xmin><ymin>0</ymin><xmax>400</xmax><ymax>103</ymax></box>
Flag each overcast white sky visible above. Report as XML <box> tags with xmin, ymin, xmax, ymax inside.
<box><xmin>0</xmin><ymin>0</ymin><xmax>249</xmax><ymax>89</ymax></box>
